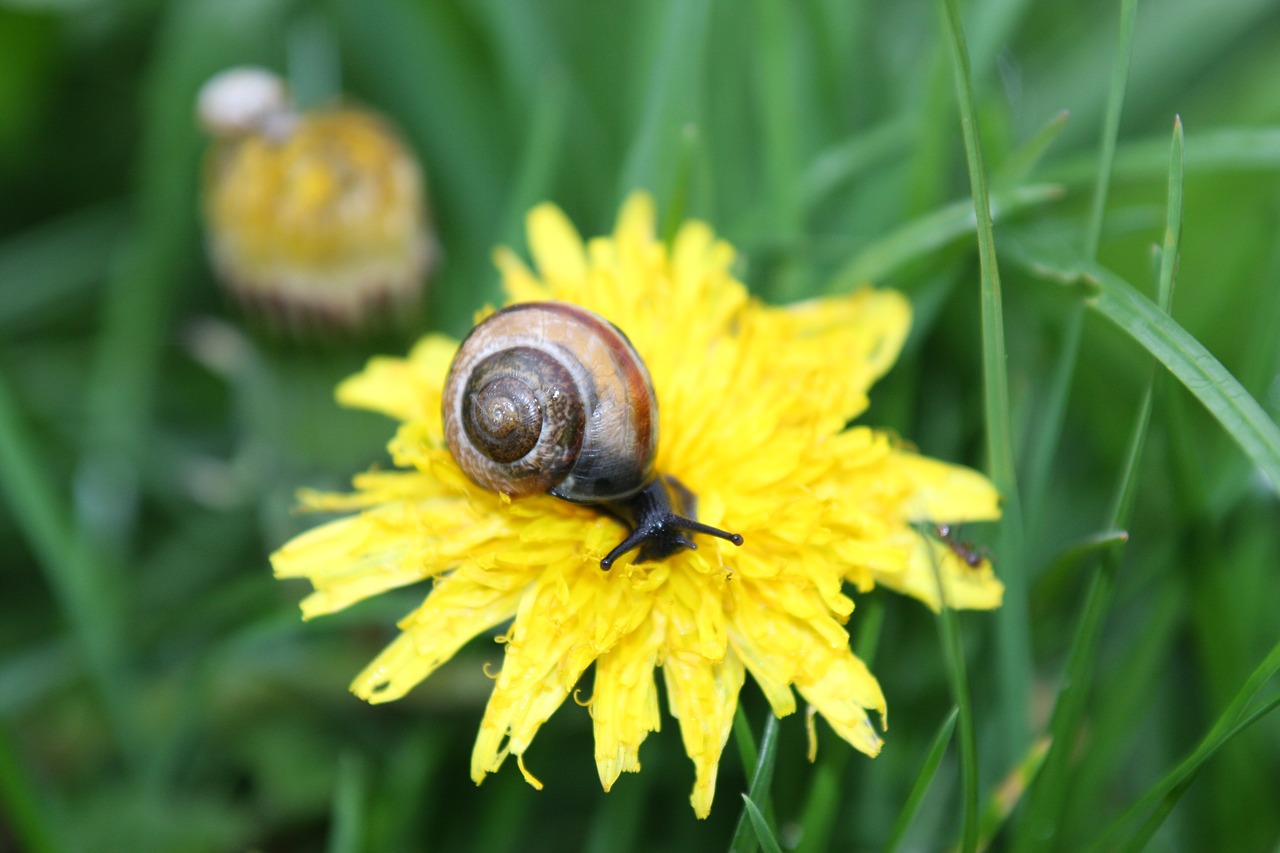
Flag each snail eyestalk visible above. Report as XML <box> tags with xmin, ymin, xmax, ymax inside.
<box><xmin>599</xmin><ymin>475</ymin><xmax>744</xmax><ymax>570</ymax></box>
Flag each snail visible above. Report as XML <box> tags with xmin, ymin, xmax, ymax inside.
<box><xmin>442</xmin><ymin>301</ymin><xmax>743</xmax><ymax>569</ymax></box>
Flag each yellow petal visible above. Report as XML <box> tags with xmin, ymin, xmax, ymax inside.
<box><xmin>795</xmin><ymin>651</ymin><xmax>886</xmax><ymax>757</ymax></box>
<box><xmin>336</xmin><ymin>333</ymin><xmax>457</xmax><ymax>423</ymax></box>
<box><xmin>271</xmin><ymin>497</ymin><xmax>452</xmax><ymax>618</ymax></box>
<box><xmin>876</xmin><ymin>531</ymin><xmax>1005</xmax><ymax>612</ymax></box>
<box><xmin>493</xmin><ymin>246</ymin><xmax>550</xmax><ymax>303</ymax></box>
<box><xmin>471</xmin><ymin>562</ymin><xmax>647</xmax><ymax>786</ymax></box>
<box><xmin>613</xmin><ymin>192</ymin><xmax>656</xmax><ymax>258</ymax></box>
<box><xmin>891</xmin><ymin>451</ymin><xmax>1002</xmax><ymax>522</ymax></box>
<box><xmin>662</xmin><ymin>648</ymin><xmax>745</xmax><ymax>819</ymax></box>
<box><xmin>527</xmin><ymin>202</ymin><xmax>587</xmax><ymax>287</ymax></box>
<box><xmin>592</xmin><ymin>616</ymin><xmax>665</xmax><ymax>791</ymax></box>
<box><xmin>351</xmin><ymin>570</ymin><xmax>527</xmax><ymax>703</ymax></box>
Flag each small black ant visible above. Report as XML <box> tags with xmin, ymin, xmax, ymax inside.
<box><xmin>933</xmin><ymin>523</ymin><xmax>988</xmax><ymax>569</ymax></box>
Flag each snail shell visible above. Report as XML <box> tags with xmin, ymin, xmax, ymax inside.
<box><xmin>442</xmin><ymin>302</ymin><xmax>658</xmax><ymax>503</ymax></box>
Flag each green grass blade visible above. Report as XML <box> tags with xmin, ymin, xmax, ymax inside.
<box><xmin>1121</xmin><ymin>692</ymin><xmax>1280</xmax><ymax>852</ymax></box>
<box><xmin>1015</xmin><ymin>563</ymin><xmax>1115</xmax><ymax>851</ymax></box>
<box><xmin>0</xmin><ymin>203</ymin><xmax>123</xmax><ymax>330</ymax></box>
<box><xmin>1021</xmin><ymin>303</ymin><xmax>1084</xmax><ymax>534</ymax></box>
<box><xmin>1083</xmin><ymin>0</ymin><xmax>1139</xmax><ymax>259</ymax></box>
<box><xmin>1018</xmin><ymin>111</ymin><xmax>1182</xmax><ymax>850</ymax></box>
<box><xmin>826</xmin><ymin>184</ymin><xmax>1062</xmax><ymax>290</ymax></box>
<box><xmin>1023</xmin><ymin>0</ymin><xmax>1136</xmax><ymax>550</ymax></box>
<box><xmin>977</xmin><ymin>736</ymin><xmax>1051</xmax><ymax>849</ymax></box>
<box><xmin>794</xmin><ymin>598</ymin><xmax>885</xmax><ymax>853</ymax></box>
<box><xmin>794</xmin><ymin>746</ymin><xmax>850</xmax><ymax>853</ymax></box>
<box><xmin>498</xmin><ymin>70</ymin><xmax>570</xmax><ymax>249</ymax></box>
<box><xmin>0</xmin><ymin>367</ymin><xmax>137</xmax><ymax>760</ymax></box>
<box><xmin>1156</xmin><ymin>116</ymin><xmax>1184</xmax><ymax>312</ymax></box>
<box><xmin>936</xmin><ymin>596</ymin><xmax>979</xmax><ymax>853</ymax></box>
<box><xmin>751</xmin><ymin>0</ymin><xmax>800</xmax><ymax>235</ymax></box>
<box><xmin>1061</xmin><ymin>580</ymin><xmax>1182</xmax><ymax>838</ymax></box>
<box><xmin>919</xmin><ymin>522</ymin><xmax>980</xmax><ymax>853</ymax></box>
<box><xmin>1047</xmin><ymin>127</ymin><xmax>1280</xmax><ymax>186</ymax></box>
<box><xmin>617</xmin><ymin>0</ymin><xmax>712</xmax><ymax>200</ymax></box>
<box><xmin>751</xmin><ymin>0</ymin><xmax>804</xmax><ymax>301</ymax></box>
<box><xmin>801</xmin><ymin>119</ymin><xmax>911</xmax><ymax>208</ymax></box>
<box><xmin>1023</xmin><ymin>0</ymin><xmax>1141</xmax><ymax>596</ymax></box>
<box><xmin>732</xmin><ymin>704</ymin><xmax>759</xmax><ymax>781</ymax></box>
<box><xmin>902</xmin><ymin>50</ymin><xmax>953</xmax><ymax>218</ymax></box>
<box><xmin>1089</xmin><ymin>639</ymin><xmax>1280</xmax><ymax>851</ymax></box>
<box><xmin>1008</xmin><ymin>238</ymin><xmax>1280</xmax><ymax>493</ymax></box>
<box><xmin>937</xmin><ymin>0</ymin><xmax>1030</xmax><ymax>766</ymax></box>
<box><xmin>661</xmin><ymin>123</ymin><xmax>704</xmax><ymax>244</ymax></box>
<box><xmin>0</xmin><ymin>724</ymin><xmax>64</xmax><ymax>853</ymax></box>
<box><xmin>883</xmin><ymin>707</ymin><xmax>958</xmax><ymax>853</ymax></box>
<box><xmin>287</xmin><ymin>9</ymin><xmax>341</xmax><ymax>110</ymax></box>
<box><xmin>332</xmin><ymin>0</ymin><xmax>504</xmax><ymax>242</ymax></box>
<box><xmin>1027</xmin><ymin>490</ymin><xmax>1125</xmax><ymax>849</ymax></box>
<box><xmin>327</xmin><ymin>751</ymin><xmax>369</xmax><ymax>853</ymax></box>
<box><xmin>992</xmin><ymin>110</ymin><xmax>1070</xmax><ymax>190</ymax></box>
<box><xmin>738</xmin><ymin>795</ymin><xmax>784</xmax><ymax>853</ymax></box>
<box><xmin>1091</xmin><ymin>265</ymin><xmax>1280</xmax><ymax>491</ymax></box>
<box><xmin>583</xmin><ymin>768</ymin><xmax>646</xmax><ymax>853</ymax></box>
<box><xmin>729</xmin><ymin>714</ymin><xmax>780</xmax><ymax>853</ymax></box>
<box><xmin>1032</xmin><ymin>529</ymin><xmax>1129</xmax><ymax>606</ymax></box>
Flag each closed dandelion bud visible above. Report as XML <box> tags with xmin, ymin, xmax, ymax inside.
<box><xmin>198</xmin><ymin>67</ymin><xmax>436</xmax><ymax>334</ymax></box>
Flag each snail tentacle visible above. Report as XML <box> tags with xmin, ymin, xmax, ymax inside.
<box><xmin>599</xmin><ymin>474</ymin><xmax>744</xmax><ymax>570</ymax></box>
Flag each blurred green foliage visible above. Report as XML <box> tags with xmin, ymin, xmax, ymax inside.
<box><xmin>2</xmin><ymin>0</ymin><xmax>1280</xmax><ymax>851</ymax></box>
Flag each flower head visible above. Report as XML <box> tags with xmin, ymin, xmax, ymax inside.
<box><xmin>199</xmin><ymin>67</ymin><xmax>435</xmax><ymax>332</ymax></box>
<box><xmin>272</xmin><ymin>193</ymin><xmax>1002</xmax><ymax>816</ymax></box>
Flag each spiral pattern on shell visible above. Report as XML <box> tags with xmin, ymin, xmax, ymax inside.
<box><xmin>442</xmin><ymin>302</ymin><xmax>658</xmax><ymax>502</ymax></box>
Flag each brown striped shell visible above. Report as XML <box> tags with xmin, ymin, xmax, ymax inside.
<box><xmin>442</xmin><ymin>302</ymin><xmax>658</xmax><ymax>503</ymax></box>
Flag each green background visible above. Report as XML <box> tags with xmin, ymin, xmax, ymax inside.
<box><xmin>2</xmin><ymin>0</ymin><xmax>1279</xmax><ymax>850</ymax></box>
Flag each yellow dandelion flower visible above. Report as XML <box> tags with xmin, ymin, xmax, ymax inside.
<box><xmin>271</xmin><ymin>192</ymin><xmax>1003</xmax><ymax>817</ymax></box>
<box><xmin>198</xmin><ymin>67</ymin><xmax>435</xmax><ymax>332</ymax></box>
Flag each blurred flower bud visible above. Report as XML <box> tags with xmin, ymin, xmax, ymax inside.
<box><xmin>198</xmin><ymin>67</ymin><xmax>436</xmax><ymax>334</ymax></box>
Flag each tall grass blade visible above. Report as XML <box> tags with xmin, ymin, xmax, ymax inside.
<box><xmin>993</xmin><ymin>110</ymin><xmax>1071</xmax><ymax>190</ymax></box>
<box><xmin>328</xmin><ymin>751</ymin><xmax>368</xmax><ymax>853</ymax></box>
<box><xmin>729</xmin><ymin>715</ymin><xmax>780</xmax><ymax>853</ymax></box>
<box><xmin>732</xmin><ymin>704</ymin><xmax>759</xmax><ymax>780</ymax></box>
<box><xmin>738</xmin><ymin>795</ymin><xmax>785</xmax><ymax>853</ymax></box>
<box><xmin>1018</xmin><ymin>109</ymin><xmax>1182</xmax><ymax>851</ymax></box>
<box><xmin>1156</xmin><ymin>116</ymin><xmax>1184</xmax><ymax>312</ymax></box>
<box><xmin>0</xmin><ymin>368</ymin><xmax>137</xmax><ymax>760</ymax></box>
<box><xmin>936</xmin><ymin>591</ymin><xmax>979</xmax><ymax>853</ymax></box>
<box><xmin>794</xmin><ymin>598</ymin><xmax>885</xmax><ymax>853</ymax></box>
<box><xmin>0</xmin><ymin>724</ymin><xmax>64</xmax><ymax>853</ymax></box>
<box><xmin>883</xmin><ymin>707</ymin><xmax>958</xmax><ymax>853</ymax></box>
<box><xmin>827</xmin><ymin>184</ymin><xmax>1062</xmax><ymax>291</ymax></box>
<box><xmin>583</xmin><ymin>769</ymin><xmax>645</xmax><ymax>853</ymax></box>
<box><xmin>1083</xmin><ymin>0</ymin><xmax>1140</xmax><ymax>259</ymax></box>
<box><xmin>1047</xmin><ymin>127</ymin><xmax>1280</xmax><ymax>186</ymax></box>
<box><xmin>1120</xmin><ymin>692</ymin><xmax>1280</xmax><ymax>852</ymax></box>
<box><xmin>1012</xmin><ymin>250</ymin><xmax>1280</xmax><ymax>494</ymax></box>
<box><xmin>0</xmin><ymin>203</ymin><xmax>123</xmax><ymax>329</ymax></box>
<box><xmin>802</xmin><ymin>119</ymin><xmax>911</xmax><ymax>208</ymax></box>
<box><xmin>937</xmin><ymin>0</ymin><xmax>1030</xmax><ymax>766</ymax></box>
<box><xmin>617</xmin><ymin>0</ymin><xmax>712</xmax><ymax>201</ymax></box>
<box><xmin>1089</xmin><ymin>639</ymin><xmax>1280</xmax><ymax>851</ymax></box>
<box><xmin>499</xmin><ymin>71</ymin><xmax>570</xmax><ymax>249</ymax></box>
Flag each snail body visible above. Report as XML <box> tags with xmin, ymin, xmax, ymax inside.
<box><xmin>442</xmin><ymin>301</ymin><xmax>742</xmax><ymax>568</ymax></box>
